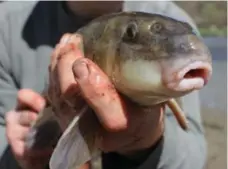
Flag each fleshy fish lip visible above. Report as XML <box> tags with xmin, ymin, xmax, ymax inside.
<box><xmin>177</xmin><ymin>61</ymin><xmax>212</xmax><ymax>84</ymax></box>
<box><xmin>166</xmin><ymin>61</ymin><xmax>212</xmax><ymax>91</ymax></box>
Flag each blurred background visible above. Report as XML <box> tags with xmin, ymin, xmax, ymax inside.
<box><xmin>174</xmin><ymin>1</ymin><xmax>227</xmax><ymax>169</ymax></box>
<box><xmin>0</xmin><ymin>1</ymin><xmax>226</xmax><ymax>169</ymax></box>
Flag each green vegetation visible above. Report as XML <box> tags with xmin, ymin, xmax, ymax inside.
<box><xmin>199</xmin><ymin>27</ymin><xmax>227</xmax><ymax>37</ymax></box>
<box><xmin>175</xmin><ymin>1</ymin><xmax>227</xmax><ymax>37</ymax></box>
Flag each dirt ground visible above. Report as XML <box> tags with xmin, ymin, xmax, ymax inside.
<box><xmin>199</xmin><ymin>60</ymin><xmax>227</xmax><ymax>169</ymax></box>
<box><xmin>202</xmin><ymin>107</ymin><xmax>227</xmax><ymax>169</ymax></box>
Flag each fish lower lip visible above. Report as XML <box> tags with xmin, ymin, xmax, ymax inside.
<box><xmin>166</xmin><ymin>61</ymin><xmax>212</xmax><ymax>91</ymax></box>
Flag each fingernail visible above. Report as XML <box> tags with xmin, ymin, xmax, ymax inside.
<box><xmin>59</xmin><ymin>34</ymin><xmax>71</xmax><ymax>45</ymax></box>
<box><xmin>73</xmin><ymin>61</ymin><xmax>89</xmax><ymax>80</ymax></box>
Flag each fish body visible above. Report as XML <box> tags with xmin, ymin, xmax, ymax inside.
<box><xmin>77</xmin><ymin>12</ymin><xmax>212</xmax><ymax>106</ymax></box>
<box><xmin>25</xmin><ymin>12</ymin><xmax>212</xmax><ymax>169</ymax></box>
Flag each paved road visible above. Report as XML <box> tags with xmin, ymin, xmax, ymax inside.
<box><xmin>199</xmin><ymin>37</ymin><xmax>227</xmax><ymax>114</ymax></box>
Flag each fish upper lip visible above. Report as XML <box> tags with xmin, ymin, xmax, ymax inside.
<box><xmin>164</xmin><ymin>60</ymin><xmax>212</xmax><ymax>92</ymax></box>
<box><xmin>177</xmin><ymin>61</ymin><xmax>212</xmax><ymax>84</ymax></box>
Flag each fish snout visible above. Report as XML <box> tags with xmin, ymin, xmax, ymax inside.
<box><xmin>162</xmin><ymin>34</ymin><xmax>212</xmax><ymax>93</ymax></box>
<box><xmin>164</xmin><ymin>61</ymin><xmax>212</xmax><ymax>92</ymax></box>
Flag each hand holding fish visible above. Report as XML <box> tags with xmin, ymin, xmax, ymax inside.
<box><xmin>49</xmin><ymin>33</ymin><xmax>164</xmax><ymax>154</ymax></box>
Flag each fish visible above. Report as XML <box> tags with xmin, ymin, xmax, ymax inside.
<box><xmin>24</xmin><ymin>11</ymin><xmax>212</xmax><ymax>169</ymax></box>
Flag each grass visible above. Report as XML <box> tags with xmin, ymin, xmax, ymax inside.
<box><xmin>175</xmin><ymin>1</ymin><xmax>227</xmax><ymax>37</ymax></box>
<box><xmin>199</xmin><ymin>27</ymin><xmax>227</xmax><ymax>37</ymax></box>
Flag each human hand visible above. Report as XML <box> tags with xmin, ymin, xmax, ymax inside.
<box><xmin>49</xmin><ymin>33</ymin><xmax>165</xmax><ymax>155</ymax></box>
<box><xmin>5</xmin><ymin>89</ymin><xmax>52</xmax><ymax>169</ymax></box>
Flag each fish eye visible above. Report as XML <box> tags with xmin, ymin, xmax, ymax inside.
<box><xmin>151</xmin><ymin>22</ymin><xmax>163</xmax><ymax>32</ymax></box>
<box><xmin>123</xmin><ymin>22</ymin><xmax>138</xmax><ymax>41</ymax></box>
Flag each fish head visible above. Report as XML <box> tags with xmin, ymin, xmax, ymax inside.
<box><xmin>80</xmin><ymin>12</ymin><xmax>212</xmax><ymax>106</ymax></box>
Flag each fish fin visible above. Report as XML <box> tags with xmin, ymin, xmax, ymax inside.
<box><xmin>167</xmin><ymin>98</ymin><xmax>189</xmax><ymax>131</ymax></box>
<box><xmin>49</xmin><ymin>106</ymin><xmax>100</xmax><ymax>169</ymax></box>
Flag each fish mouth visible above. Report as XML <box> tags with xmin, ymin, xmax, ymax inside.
<box><xmin>165</xmin><ymin>61</ymin><xmax>212</xmax><ymax>92</ymax></box>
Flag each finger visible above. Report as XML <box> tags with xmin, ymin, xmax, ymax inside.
<box><xmin>73</xmin><ymin>58</ymin><xmax>128</xmax><ymax>132</ymax></box>
<box><xmin>18</xmin><ymin>111</ymin><xmax>38</xmax><ymax>126</ymax></box>
<box><xmin>6</xmin><ymin>111</ymin><xmax>32</xmax><ymax>140</ymax></box>
<box><xmin>50</xmin><ymin>33</ymin><xmax>72</xmax><ymax>72</ymax></box>
<box><xmin>56</xmin><ymin>33</ymin><xmax>84</xmax><ymax>95</ymax></box>
<box><xmin>50</xmin><ymin>43</ymin><xmax>61</xmax><ymax>73</ymax></box>
<box><xmin>6</xmin><ymin>111</ymin><xmax>32</xmax><ymax>130</ymax></box>
<box><xmin>11</xmin><ymin>126</ymin><xmax>30</xmax><ymax>141</ymax></box>
<box><xmin>17</xmin><ymin>89</ymin><xmax>46</xmax><ymax>112</ymax></box>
